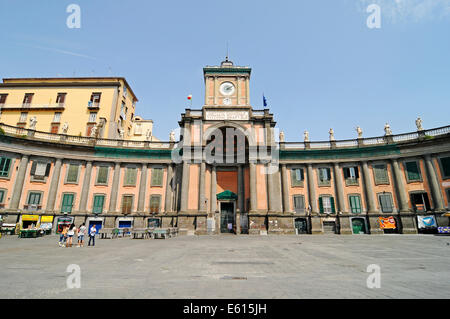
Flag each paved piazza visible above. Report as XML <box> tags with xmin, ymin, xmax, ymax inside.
<box><xmin>0</xmin><ymin>234</ymin><xmax>449</xmax><ymax>299</ymax></box>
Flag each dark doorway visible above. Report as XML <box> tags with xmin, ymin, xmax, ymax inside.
<box><xmin>295</xmin><ymin>218</ymin><xmax>308</xmax><ymax>234</ymax></box>
<box><xmin>323</xmin><ymin>221</ymin><xmax>336</xmax><ymax>234</ymax></box>
<box><xmin>220</xmin><ymin>202</ymin><xmax>235</xmax><ymax>234</ymax></box>
<box><xmin>410</xmin><ymin>192</ymin><xmax>431</xmax><ymax>213</ymax></box>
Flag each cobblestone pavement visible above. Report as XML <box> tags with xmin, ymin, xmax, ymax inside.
<box><xmin>0</xmin><ymin>234</ymin><xmax>449</xmax><ymax>299</ymax></box>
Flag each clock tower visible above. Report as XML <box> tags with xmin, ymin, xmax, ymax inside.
<box><xmin>203</xmin><ymin>57</ymin><xmax>251</xmax><ymax>108</ymax></box>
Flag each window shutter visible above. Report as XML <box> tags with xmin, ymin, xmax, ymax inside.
<box><xmin>343</xmin><ymin>168</ymin><xmax>349</xmax><ymax>179</ymax></box>
<box><xmin>30</xmin><ymin>162</ymin><xmax>37</xmax><ymax>175</ymax></box>
<box><xmin>406</xmin><ymin>162</ymin><xmax>420</xmax><ymax>181</ymax></box>
<box><xmin>45</xmin><ymin>163</ymin><xmax>51</xmax><ymax>177</ymax></box>
<box><xmin>440</xmin><ymin>157</ymin><xmax>450</xmax><ymax>177</ymax></box>
<box><xmin>354</xmin><ymin>167</ymin><xmax>359</xmax><ymax>179</ymax></box>
<box><xmin>318</xmin><ymin>168</ymin><xmax>323</xmax><ymax>181</ymax></box>
<box><xmin>0</xmin><ymin>190</ymin><xmax>4</xmax><ymax>203</ymax></box>
<box><xmin>326</xmin><ymin>168</ymin><xmax>331</xmax><ymax>180</ymax></box>
<box><xmin>330</xmin><ymin>197</ymin><xmax>336</xmax><ymax>213</ymax></box>
<box><xmin>97</xmin><ymin>167</ymin><xmax>108</xmax><ymax>184</ymax></box>
<box><xmin>319</xmin><ymin>197</ymin><xmax>324</xmax><ymax>213</ymax></box>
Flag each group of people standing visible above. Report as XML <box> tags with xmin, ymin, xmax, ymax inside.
<box><xmin>58</xmin><ymin>223</ymin><xmax>97</xmax><ymax>247</ymax></box>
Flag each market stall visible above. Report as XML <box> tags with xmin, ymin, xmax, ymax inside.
<box><xmin>55</xmin><ymin>216</ymin><xmax>74</xmax><ymax>234</ymax></box>
<box><xmin>39</xmin><ymin>216</ymin><xmax>54</xmax><ymax>235</ymax></box>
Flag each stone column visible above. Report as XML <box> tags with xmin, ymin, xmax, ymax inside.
<box><xmin>78</xmin><ymin>161</ymin><xmax>93</xmax><ymax>213</ymax></box>
<box><xmin>9</xmin><ymin>154</ymin><xmax>29</xmax><ymax>210</ymax></box>
<box><xmin>137</xmin><ymin>163</ymin><xmax>148</xmax><ymax>212</ymax></box>
<box><xmin>210</xmin><ymin>166</ymin><xmax>217</xmax><ymax>213</ymax></box>
<box><xmin>281</xmin><ymin>164</ymin><xmax>291</xmax><ymax>213</ymax></box>
<box><xmin>267</xmin><ymin>165</ymin><xmax>275</xmax><ymax>213</ymax></box>
<box><xmin>333</xmin><ymin>162</ymin><xmax>346</xmax><ymax>213</ymax></box>
<box><xmin>180</xmin><ymin>161</ymin><xmax>190</xmax><ymax>213</ymax></box>
<box><xmin>108</xmin><ymin>162</ymin><xmax>121</xmax><ymax>213</ymax></box>
<box><xmin>391</xmin><ymin>158</ymin><xmax>416</xmax><ymax>234</ymax></box>
<box><xmin>249</xmin><ymin>162</ymin><xmax>257</xmax><ymax>212</ymax></box>
<box><xmin>45</xmin><ymin>158</ymin><xmax>62</xmax><ymax>213</ymax></box>
<box><xmin>198</xmin><ymin>162</ymin><xmax>206</xmax><ymax>212</ymax></box>
<box><xmin>361</xmin><ymin>161</ymin><xmax>378</xmax><ymax>214</ymax></box>
<box><xmin>361</xmin><ymin>161</ymin><xmax>382</xmax><ymax>235</ymax></box>
<box><xmin>306</xmin><ymin>164</ymin><xmax>318</xmax><ymax>214</ymax></box>
<box><xmin>165</xmin><ymin>164</ymin><xmax>174</xmax><ymax>213</ymax></box>
<box><xmin>424</xmin><ymin>155</ymin><xmax>445</xmax><ymax>211</ymax></box>
<box><xmin>237</xmin><ymin>165</ymin><xmax>244</xmax><ymax>213</ymax></box>
<box><xmin>391</xmin><ymin>158</ymin><xmax>409</xmax><ymax>212</ymax></box>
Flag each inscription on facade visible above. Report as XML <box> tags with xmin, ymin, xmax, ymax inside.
<box><xmin>205</xmin><ymin>110</ymin><xmax>249</xmax><ymax>121</ymax></box>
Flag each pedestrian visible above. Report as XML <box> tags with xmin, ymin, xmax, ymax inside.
<box><xmin>66</xmin><ymin>224</ymin><xmax>76</xmax><ymax>248</ymax></box>
<box><xmin>59</xmin><ymin>225</ymin><xmax>68</xmax><ymax>247</ymax></box>
<box><xmin>88</xmin><ymin>224</ymin><xmax>96</xmax><ymax>247</ymax></box>
<box><xmin>77</xmin><ymin>223</ymin><xmax>86</xmax><ymax>247</ymax></box>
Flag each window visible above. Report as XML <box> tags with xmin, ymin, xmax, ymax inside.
<box><xmin>50</xmin><ymin>124</ymin><xmax>59</xmax><ymax>134</ymax></box>
<box><xmin>89</xmin><ymin>112</ymin><xmax>97</xmax><ymax>123</ymax></box>
<box><xmin>124</xmin><ymin>167</ymin><xmax>137</xmax><ymax>186</ymax></box>
<box><xmin>439</xmin><ymin>157</ymin><xmax>450</xmax><ymax>179</ymax></box>
<box><xmin>149</xmin><ymin>195</ymin><xmax>161</xmax><ymax>213</ymax></box>
<box><xmin>122</xmin><ymin>195</ymin><xmax>133</xmax><ymax>214</ymax></box>
<box><xmin>318</xmin><ymin>167</ymin><xmax>331</xmax><ymax>186</ymax></box>
<box><xmin>90</xmin><ymin>93</ymin><xmax>101</xmax><ymax>107</ymax></box>
<box><xmin>319</xmin><ymin>196</ymin><xmax>335</xmax><ymax>214</ymax></box>
<box><xmin>61</xmin><ymin>193</ymin><xmax>75</xmax><ymax>213</ymax></box>
<box><xmin>30</xmin><ymin>161</ymin><xmax>51</xmax><ymax>181</ymax></box>
<box><xmin>349</xmin><ymin>195</ymin><xmax>362</xmax><ymax>214</ymax></box>
<box><xmin>291</xmin><ymin>168</ymin><xmax>304</xmax><ymax>187</ymax></box>
<box><xmin>96</xmin><ymin>166</ymin><xmax>109</xmax><ymax>184</ymax></box>
<box><xmin>135</xmin><ymin>123</ymin><xmax>142</xmax><ymax>135</ymax></box>
<box><xmin>0</xmin><ymin>157</ymin><xmax>12</xmax><ymax>177</ymax></box>
<box><xmin>0</xmin><ymin>94</ymin><xmax>7</xmax><ymax>105</ymax></box>
<box><xmin>373</xmin><ymin>164</ymin><xmax>389</xmax><ymax>184</ymax></box>
<box><xmin>0</xmin><ymin>189</ymin><xmax>5</xmax><ymax>204</ymax></box>
<box><xmin>293</xmin><ymin>195</ymin><xmax>305</xmax><ymax>213</ymax></box>
<box><xmin>151</xmin><ymin>168</ymin><xmax>163</xmax><ymax>186</ymax></box>
<box><xmin>19</xmin><ymin>112</ymin><xmax>28</xmax><ymax>123</ymax></box>
<box><xmin>92</xmin><ymin>195</ymin><xmax>105</xmax><ymax>214</ymax></box>
<box><xmin>53</xmin><ymin>112</ymin><xmax>62</xmax><ymax>123</ymax></box>
<box><xmin>120</xmin><ymin>102</ymin><xmax>126</xmax><ymax>119</ymax></box>
<box><xmin>404</xmin><ymin>161</ymin><xmax>422</xmax><ymax>182</ymax></box>
<box><xmin>123</xmin><ymin>86</ymin><xmax>128</xmax><ymax>98</ymax></box>
<box><xmin>343</xmin><ymin>166</ymin><xmax>359</xmax><ymax>185</ymax></box>
<box><xmin>378</xmin><ymin>193</ymin><xmax>394</xmax><ymax>213</ymax></box>
<box><xmin>27</xmin><ymin>192</ymin><xmax>42</xmax><ymax>206</ymax></box>
<box><xmin>66</xmin><ymin>164</ymin><xmax>80</xmax><ymax>183</ymax></box>
<box><xmin>56</xmin><ymin>93</ymin><xmax>66</xmax><ymax>106</ymax></box>
<box><xmin>22</xmin><ymin>93</ymin><xmax>33</xmax><ymax>106</ymax></box>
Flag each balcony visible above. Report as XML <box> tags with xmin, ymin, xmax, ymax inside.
<box><xmin>87</xmin><ymin>101</ymin><xmax>100</xmax><ymax>110</ymax></box>
<box><xmin>23</xmin><ymin>204</ymin><xmax>42</xmax><ymax>211</ymax></box>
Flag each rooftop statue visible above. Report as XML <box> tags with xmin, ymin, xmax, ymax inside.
<box><xmin>356</xmin><ymin>126</ymin><xmax>363</xmax><ymax>138</ymax></box>
<box><xmin>279</xmin><ymin>131</ymin><xmax>285</xmax><ymax>143</ymax></box>
<box><xmin>329</xmin><ymin>128</ymin><xmax>335</xmax><ymax>141</ymax></box>
<box><xmin>29</xmin><ymin>116</ymin><xmax>37</xmax><ymax>130</ymax></box>
<box><xmin>304</xmin><ymin>130</ymin><xmax>310</xmax><ymax>142</ymax></box>
<box><xmin>416</xmin><ymin>117</ymin><xmax>423</xmax><ymax>131</ymax></box>
<box><xmin>384</xmin><ymin>123</ymin><xmax>392</xmax><ymax>136</ymax></box>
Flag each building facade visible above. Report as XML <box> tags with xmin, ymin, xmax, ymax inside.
<box><xmin>0</xmin><ymin>59</ymin><xmax>449</xmax><ymax>235</ymax></box>
<box><xmin>0</xmin><ymin>77</ymin><xmax>138</xmax><ymax>139</ymax></box>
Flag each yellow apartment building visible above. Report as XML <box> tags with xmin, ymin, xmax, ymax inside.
<box><xmin>0</xmin><ymin>77</ymin><xmax>138</xmax><ymax>139</ymax></box>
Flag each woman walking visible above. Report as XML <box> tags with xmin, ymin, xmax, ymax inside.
<box><xmin>77</xmin><ymin>223</ymin><xmax>86</xmax><ymax>247</ymax></box>
<box><xmin>66</xmin><ymin>224</ymin><xmax>76</xmax><ymax>248</ymax></box>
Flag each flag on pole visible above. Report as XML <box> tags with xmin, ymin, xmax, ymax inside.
<box><xmin>263</xmin><ymin>94</ymin><xmax>268</xmax><ymax>107</ymax></box>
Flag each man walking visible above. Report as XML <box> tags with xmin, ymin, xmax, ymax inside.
<box><xmin>88</xmin><ymin>224</ymin><xmax>96</xmax><ymax>247</ymax></box>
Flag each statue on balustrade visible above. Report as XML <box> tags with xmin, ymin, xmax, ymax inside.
<box><xmin>61</xmin><ymin>122</ymin><xmax>69</xmax><ymax>134</ymax></box>
<box><xmin>329</xmin><ymin>128</ymin><xmax>335</xmax><ymax>141</ymax></box>
<box><xmin>279</xmin><ymin>131</ymin><xmax>285</xmax><ymax>143</ymax></box>
<box><xmin>356</xmin><ymin>126</ymin><xmax>363</xmax><ymax>139</ymax></box>
<box><xmin>384</xmin><ymin>123</ymin><xmax>392</xmax><ymax>136</ymax></box>
<box><xmin>416</xmin><ymin>117</ymin><xmax>423</xmax><ymax>131</ymax></box>
<box><xmin>304</xmin><ymin>130</ymin><xmax>310</xmax><ymax>142</ymax></box>
<box><xmin>170</xmin><ymin>130</ymin><xmax>176</xmax><ymax>142</ymax></box>
<box><xmin>29</xmin><ymin>116</ymin><xmax>37</xmax><ymax>130</ymax></box>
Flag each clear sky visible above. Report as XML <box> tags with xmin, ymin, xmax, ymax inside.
<box><xmin>1</xmin><ymin>0</ymin><xmax>449</xmax><ymax>141</ymax></box>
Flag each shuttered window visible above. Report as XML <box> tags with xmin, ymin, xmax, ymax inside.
<box><xmin>122</xmin><ymin>195</ymin><xmax>133</xmax><ymax>214</ymax></box>
<box><xmin>318</xmin><ymin>168</ymin><xmax>331</xmax><ymax>185</ymax></box>
<box><xmin>30</xmin><ymin>162</ymin><xmax>51</xmax><ymax>181</ymax></box>
<box><xmin>405</xmin><ymin>161</ymin><xmax>421</xmax><ymax>182</ymax></box>
<box><xmin>61</xmin><ymin>193</ymin><xmax>74</xmax><ymax>213</ymax></box>
<box><xmin>149</xmin><ymin>195</ymin><xmax>161</xmax><ymax>213</ymax></box>
<box><xmin>378</xmin><ymin>193</ymin><xmax>394</xmax><ymax>213</ymax></box>
<box><xmin>440</xmin><ymin>157</ymin><xmax>450</xmax><ymax>178</ymax></box>
<box><xmin>92</xmin><ymin>195</ymin><xmax>105</xmax><ymax>214</ymax></box>
<box><xmin>319</xmin><ymin>196</ymin><xmax>335</xmax><ymax>214</ymax></box>
<box><xmin>151</xmin><ymin>168</ymin><xmax>163</xmax><ymax>187</ymax></box>
<box><xmin>343</xmin><ymin>166</ymin><xmax>359</xmax><ymax>185</ymax></box>
<box><xmin>293</xmin><ymin>195</ymin><xmax>305</xmax><ymax>213</ymax></box>
<box><xmin>349</xmin><ymin>195</ymin><xmax>362</xmax><ymax>214</ymax></box>
<box><xmin>96</xmin><ymin>166</ymin><xmax>108</xmax><ymax>184</ymax></box>
<box><xmin>66</xmin><ymin>164</ymin><xmax>79</xmax><ymax>183</ymax></box>
<box><xmin>373</xmin><ymin>164</ymin><xmax>389</xmax><ymax>184</ymax></box>
<box><xmin>291</xmin><ymin>168</ymin><xmax>304</xmax><ymax>187</ymax></box>
<box><xmin>27</xmin><ymin>192</ymin><xmax>41</xmax><ymax>205</ymax></box>
<box><xmin>0</xmin><ymin>157</ymin><xmax>12</xmax><ymax>177</ymax></box>
<box><xmin>124</xmin><ymin>167</ymin><xmax>137</xmax><ymax>186</ymax></box>
<box><xmin>0</xmin><ymin>189</ymin><xmax>5</xmax><ymax>203</ymax></box>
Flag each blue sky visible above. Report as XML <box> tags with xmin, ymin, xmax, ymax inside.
<box><xmin>1</xmin><ymin>0</ymin><xmax>449</xmax><ymax>141</ymax></box>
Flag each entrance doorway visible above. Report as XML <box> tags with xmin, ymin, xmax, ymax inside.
<box><xmin>323</xmin><ymin>221</ymin><xmax>336</xmax><ymax>234</ymax></box>
<box><xmin>295</xmin><ymin>218</ymin><xmax>308</xmax><ymax>234</ymax></box>
<box><xmin>220</xmin><ymin>202</ymin><xmax>235</xmax><ymax>234</ymax></box>
<box><xmin>351</xmin><ymin>218</ymin><xmax>367</xmax><ymax>234</ymax></box>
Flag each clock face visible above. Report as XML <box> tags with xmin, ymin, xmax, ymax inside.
<box><xmin>220</xmin><ymin>82</ymin><xmax>235</xmax><ymax>96</ymax></box>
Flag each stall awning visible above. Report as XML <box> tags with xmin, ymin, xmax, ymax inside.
<box><xmin>217</xmin><ymin>190</ymin><xmax>238</xmax><ymax>201</ymax></box>
<box><xmin>22</xmin><ymin>215</ymin><xmax>39</xmax><ymax>221</ymax></box>
<box><xmin>41</xmin><ymin>216</ymin><xmax>54</xmax><ymax>223</ymax></box>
